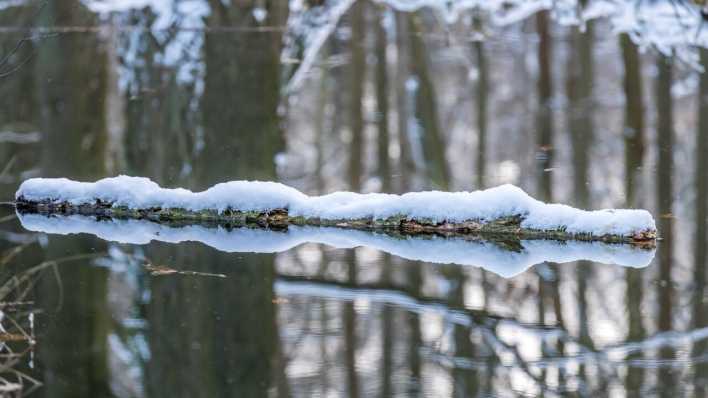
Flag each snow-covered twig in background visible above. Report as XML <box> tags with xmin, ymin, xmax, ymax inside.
<box><xmin>0</xmin><ymin>131</ymin><xmax>41</xmax><ymax>144</ymax></box>
<box><xmin>361</xmin><ymin>0</ymin><xmax>708</xmax><ymax>67</ymax></box>
<box><xmin>284</xmin><ymin>0</ymin><xmax>357</xmax><ymax>92</ymax></box>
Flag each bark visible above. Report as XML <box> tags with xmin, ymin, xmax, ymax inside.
<box><xmin>16</xmin><ymin>200</ymin><xmax>657</xmax><ymax>246</ymax></box>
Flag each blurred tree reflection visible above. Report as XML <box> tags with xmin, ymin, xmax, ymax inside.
<box><xmin>406</xmin><ymin>262</ymin><xmax>422</xmax><ymax>396</ymax></box>
<box><xmin>535</xmin><ymin>10</ymin><xmax>553</xmax><ymax>201</ymax></box>
<box><xmin>37</xmin><ymin>4</ymin><xmax>107</xmax><ymax>179</ymax></box>
<box><xmin>145</xmin><ymin>2</ymin><xmax>288</xmax><ymax>396</ymax></box>
<box><xmin>656</xmin><ymin>52</ymin><xmax>675</xmax><ymax>394</ymax></box>
<box><xmin>408</xmin><ymin>14</ymin><xmax>450</xmax><ymax>190</ymax></box>
<box><xmin>122</xmin><ymin>8</ymin><xmax>195</xmax><ymax>185</ymax></box>
<box><xmin>473</xmin><ymin>19</ymin><xmax>488</xmax><ymax>190</ymax></box>
<box><xmin>566</xmin><ymin>17</ymin><xmax>594</xmax><ymax>357</ymax></box>
<box><xmin>3</xmin><ymin>1</ymin><xmax>708</xmax><ymax>396</ymax></box>
<box><xmin>394</xmin><ymin>11</ymin><xmax>415</xmax><ymax>192</ymax></box>
<box><xmin>33</xmin><ymin>2</ymin><xmax>112</xmax><ymax>396</ymax></box>
<box><xmin>534</xmin><ymin>11</ymin><xmax>566</xmax><ymax>390</ymax></box>
<box><xmin>198</xmin><ymin>1</ymin><xmax>287</xmax><ymax>188</ymax></box>
<box><xmin>693</xmin><ymin>48</ymin><xmax>708</xmax><ymax>396</ymax></box>
<box><xmin>447</xmin><ymin>266</ymin><xmax>480</xmax><ymax>397</ymax></box>
<box><xmin>348</xmin><ymin>0</ymin><xmax>365</xmax><ymax>193</ymax></box>
<box><xmin>0</xmin><ymin>6</ymin><xmax>36</xmax><ymax>125</ymax></box>
<box><xmin>375</xmin><ymin>6</ymin><xmax>391</xmax><ymax>193</ymax></box>
<box><xmin>621</xmin><ymin>33</ymin><xmax>647</xmax><ymax>397</ymax></box>
<box><xmin>380</xmin><ymin>254</ymin><xmax>394</xmax><ymax>396</ymax></box>
<box><xmin>621</xmin><ymin>34</ymin><xmax>645</xmax><ymax>208</ymax></box>
<box><xmin>0</xmin><ymin>5</ymin><xmax>41</xmax><ymax>201</ymax></box>
<box><xmin>343</xmin><ymin>4</ymin><xmax>366</xmax><ymax>395</ymax></box>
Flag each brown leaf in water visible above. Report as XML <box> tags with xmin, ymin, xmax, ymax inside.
<box><xmin>144</xmin><ymin>263</ymin><xmax>178</xmax><ymax>276</ymax></box>
<box><xmin>0</xmin><ymin>332</ymin><xmax>29</xmax><ymax>342</ymax></box>
<box><xmin>144</xmin><ymin>262</ymin><xmax>226</xmax><ymax>278</ymax></box>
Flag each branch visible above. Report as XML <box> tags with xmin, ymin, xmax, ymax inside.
<box><xmin>14</xmin><ymin>177</ymin><xmax>657</xmax><ymax>246</ymax></box>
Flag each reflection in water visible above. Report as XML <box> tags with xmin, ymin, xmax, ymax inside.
<box><xmin>656</xmin><ymin>52</ymin><xmax>676</xmax><ymax>395</ymax></box>
<box><xmin>694</xmin><ymin>48</ymin><xmax>708</xmax><ymax>398</ymax></box>
<box><xmin>1</xmin><ymin>0</ymin><xmax>708</xmax><ymax>396</ymax></box>
<box><xmin>621</xmin><ymin>29</ymin><xmax>647</xmax><ymax>397</ymax></box>
<box><xmin>30</xmin><ymin>4</ymin><xmax>113</xmax><ymax>396</ymax></box>
<box><xmin>19</xmin><ymin>212</ymin><xmax>655</xmax><ymax>278</ymax></box>
<box><xmin>535</xmin><ymin>10</ymin><xmax>553</xmax><ymax>202</ymax></box>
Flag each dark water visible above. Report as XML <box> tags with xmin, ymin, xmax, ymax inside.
<box><xmin>0</xmin><ymin>0</ymin><xmax>706</xmax><ymax>397</ymax></box>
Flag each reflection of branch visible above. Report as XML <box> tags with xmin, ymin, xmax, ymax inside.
<box><xmin>18</xmin><ymin>213</ymin><xmax>656</xmax><ymax>278</ymax></box>
<box><xmin>0</xmin><ymin>309</ymin><xmax>42</xmax><ymax>395</ymax></box>
<box><xmin>426</xmin><ymin>323</ymin><xmax>708</xmax><ymax>371</ymax></box>
<box><xmin>0</xmin><ymin>1</ymin><xmax>49</xmax><ymax>79</ymax></box>
<box><xmin>277</xmin><ymin>275</ymin><xmax>510</xmax><ymax>326</ymax></box>
<box><xmin>0</xmin><ymin>241</ymin><xmax>31</xmax><ymax>267</ymax></box>
<box><xmin>0</xmin><ymin>131</ymin><xmax>40</xmax><ymax>144</ymax></box>
<box><xmin>275</xmin><ymin>276</ymin><xmax>575</xmax><ymax>338</ymax></box>
<box><xmin>602</xmin><ymin>326</ymin><xmax>708</xmax><ymax>359</ymax></box>
<box><xmin>0</xmin><ymin>252</ymin><xmax>102</xmax><ymax>300</ymax></box>
<box><xmin>143</xmin><ymin>262</ymin><xmax>226</xmax><ymax>278</ymax></box>
<box><xmin>284</xmin><ymin>0</ymin><xmax>356</xmax><ymax>92</ymax></box>
<box><xmin>283</xmin><ymin>274</ymin><xmax>708</xmax><ymax>393</ymax></box>
<box><xmin>0</xmin><ymin>45</ymin><xmax>34</xmax><ymax>78</ymax></box>
<box><xmin>427</xmin><ymin>347</ymin><xmax>708</xmax><ymax>370</ymax></box>
<box><xmin>0</xmin><ymin>36</ymin><xmax>32</xmax><ymax>75</ymax></box>
<box><xmin>276</xmin><ymin>275</ymin><xmax>568</xmax><ymax>394</ymax></box>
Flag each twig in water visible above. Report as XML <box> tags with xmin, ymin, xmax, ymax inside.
<box><xmin>144</xmin><ymin>262</ymin><xmax>226</xmax><ymax>278</ymax></box>
<box><xmin>0</xmin><ymin>252</ymin><xmax>103</xmax><ymax>301</ymax></box>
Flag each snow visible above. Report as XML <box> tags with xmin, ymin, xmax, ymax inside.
<box><xmin>83</xmin><ymin>0</ymin><xmax>207</xmax><ymax>30</ymax></box>
<box><xmin>284</xmin><ymin>0</ymin><xmax>357</xmax><ymax>92</ymax></box>
<box><xmin>16</xmin><ymin>176</ymin><xmax>656</xmax><ymax>237</ymax></box>
<box><xmin>83</xmin><ymin>0</ymin><xmax>210</xmax><ymax>87</ymax></box>
<box><xmin>0</xmin><ymin>0</ymin><xmax>26</xmax><ymax>11</ymax></box>
<box><xmin>285</xmin><ymin>0</ymin><xmax>708</xmax><ymax>84</ymax></box>
<box><xmin>18</xmin><ymin>213</ymin><xmax>655</xmax><ymax>278</ymax></box>
<box><xmin>72</xmin><ymin>0</ymin><xmax>708</xmax><ymax>97</ymax></box>
<box><xmin>379</xmin><ymin>0</ymin><xmax>708</xmax><ymax>68</ymax></box>
<box><xmin>0</xmin><ymin>131</ymin><xmax>41</xmax><ymax>144</ymax></box>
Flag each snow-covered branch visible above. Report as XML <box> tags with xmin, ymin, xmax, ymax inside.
<box><xmin>15</xmin><ymin>176</ymin><xmax>656</xmax><ymax>246</ymax></box>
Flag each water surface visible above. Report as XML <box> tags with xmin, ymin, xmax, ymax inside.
<box><xmin>0</xmin><ymin>0</ymin><xmax>706</xmax><ymax>396</ymax></box>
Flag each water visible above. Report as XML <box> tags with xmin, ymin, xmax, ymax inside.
<box><xmin>0</xmin><ymin>0</ymin><xmax>706</xmax><ymax>396</ymax></box>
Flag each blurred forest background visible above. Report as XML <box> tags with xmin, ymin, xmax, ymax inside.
<box><xmin>0</xmin><ymin>0</ymin><xmax>706</xmax><ymax>396</ymax></box>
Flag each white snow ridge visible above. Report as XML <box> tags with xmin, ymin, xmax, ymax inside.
<box><xmin>16</xmin><ymin>175</ymin><xmax>656</xmax><ymax>237</ymax></box>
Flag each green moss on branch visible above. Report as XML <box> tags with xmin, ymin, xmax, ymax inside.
<box><xmin>14</xmin><ymin>198</ymin><xmax>657</xmax><ymax>248</ymax></box>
